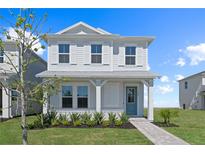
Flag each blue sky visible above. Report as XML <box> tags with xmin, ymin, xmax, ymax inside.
<box><xmin>1</xmin><ymin>9</ymin><xmax>205</xmax><ymax>107</ymax></box>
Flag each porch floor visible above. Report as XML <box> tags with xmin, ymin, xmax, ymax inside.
<box><xmin>129</xmin><ymin>118</ymin><xmax>189</xmax><ymax>145</ymax></box>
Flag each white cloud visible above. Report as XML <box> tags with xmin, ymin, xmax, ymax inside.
<box><xmin>160</xmin><ymin>75</ymin><xmax>169</xmax><ymax>82</ymax></box>
<box><xmin>176</xmin><ymin>57</ymin><xmax>186</xmax><ymax>67</ymax></box>
<box><xmin>6</xmin><ymin>27</ymin><xmax>46</xmax><ymax>56</ymax></box>
<box><xmin>185</xmin><ymin>43</ymin><xmax>205</xmax><ymax>65</ymax></box>
<box><xmin>157</xmin><ymin>85</ymin><xmax>174</xmax><ymax>94</ymax></box>
<box><xmin>175</xmin><ymin>74</ymin><xmax>184</xmax><ymax>81</ymax></box>
<box><xmin>178</xmin><ymin>49</ymin><xmax>183</xmax><ymax>52</ymax></box>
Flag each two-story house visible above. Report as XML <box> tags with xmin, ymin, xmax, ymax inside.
<box><xmin>36</xmin><ymin>22</ymin><xmax>160</xmax><ymax>121</ymax></box>
<box><xmin>0</xmin><ymin>41</ymin><xmax>47</xmax><ymax>119</ymax></box>
<box><xmin>179</xmin><ymin>71</ymin><xmax>205</xmax><ymax>110</ymax></box>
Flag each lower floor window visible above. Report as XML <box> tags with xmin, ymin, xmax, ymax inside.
<box><xmin>62</xmin><ymin>86</ymin><xmax>72</xmax><ymax>108</ymax></box>
<box><xmin>77</xmin><ymin>86</ymin><xmax>88</xmax><ymax>108</ymax></box>
<box><xmin>11</xmin><ymin>89</ymin><xmax>18</xmax><ymax>102</ymax></box>
<box><xmin>62</xmin><ymin>97</ymin><xmax>72</xmax><ymax>108</ymax></box>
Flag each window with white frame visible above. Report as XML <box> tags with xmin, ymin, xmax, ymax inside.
<box><xmin>77</xmin><ymin>86</ymin><xmax>88</xmax><ymax>108</ymax></box>
<box><xmin>62</xmin><ymin>86</ymin><xmax>72</xmax><ymax>108</ymax></box>
<box><xmin>11</xmin><ymin>89</ymin><xmax>18</xmax><ymax>102</ymax></box>
<box><xmin>0</xmin><ymin>52</ymin><xmax>4</xmax><ymax>63</ymax></box>
<box><xmin>91</xmin><ymin>44</ymin><xmax>102</xmax><ymax>63</ymax></box>
<box><xmin>125</xmin><ymin>47</ymin><xmax>136</xmax><ymax>65</ymax></box>
<box><xmin>59</xmin><ymin>44</ymin><xmax>69</xmax><ymax>63</ymax></box>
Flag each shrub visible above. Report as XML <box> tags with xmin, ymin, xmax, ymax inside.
<box><xmin>160</xmin><ymin>109</ymin><xmax>179</xmax><ymax>125</ymax></box>
<box><xmin>31</xmin><ymin>117</ymin><xmax>44</xmax><ymax>129</ymax></box>
<box><xmin>80</xmin><ymin>112</ymin><xmax>92</xmax><ymax>125</ymax></box>
<box><xmin>62</xmin><ymin>120</ymin><xmax>70</xmax><ymax>126</ymax></box>
<box><xmin>58</xmin><ymin>114</ymin><xmax>68</xmax><ymax>125</ymax></box>
<box><xmin>27</xmin><ymin>123</ymin><xmax>35</xmax><ymax>129</ymax></box>
<box><xmin>51</xmin><ymin>119</ymin><xmax>60</xmax><ymax>127</ymax></box>
<box><xmin>119</xmin><ymin>112</ymin><xmax>128</xmax><ymax>124</ymax></box>
<box><xmin>108</xmin><ymin>112</ymin><xmax>117</xmax><ymax>124</ymax></box>
<box><xmin>36</xmin><ymin>113</ymin><xmax>45</xmax><ymax>128</ymax></box>
<box><xmin>86</xmin><ymin>120</ymin><xmax>96</xmax><ymax>127</ymax></box>
<box><xmin>47</xmin><ymin>111</ymin><xmax>57</xmax><ymax>122</ymax></box>
<box><xmin>93</xmin><ymin>112</ymin><xmax>104</xmax><ymax>125</ymax></box>
<box><xmin>70</xmin><ymin>113</ymin><xmax>80</xmax><ymax>123</ymax></box>
<box><xmin>102</xmin><ymin>120</ymin><xmax>110</xmax><ymax>127</ymax></box>
<box><xmin>115</xmin><ymin>120</ymin><xmax>123</xmax><ymax>127</ymax></box>
<box><xmin>73</xmin><ymin>120</ymin><xmax>81</xmax><ymax>127</ymax></box>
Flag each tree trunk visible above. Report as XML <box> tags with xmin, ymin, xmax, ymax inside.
<box><xmin>20</xmin><ymin>45</ymin><xmax>27</xmax><ymax>145</ymax></box>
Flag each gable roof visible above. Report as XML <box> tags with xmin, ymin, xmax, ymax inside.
<box><xmin>178</xmin><ymin>71</ymin><xmax>205</xmax><ymax>82</ymax></box>
<box><xmin>2</xmin><ymin>41</ymin><xmax>47</xmax><ymax>66</ymax></box>
<box><xmin>56</xmin><ymin>21</ymin><xmax>112</xmax><ymax>35</ymax></box>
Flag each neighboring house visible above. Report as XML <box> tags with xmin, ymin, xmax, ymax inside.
<box><xmin>36</xmin><ymin>21</ymin><xmax>160</xmax><ymax>121</ymax></box>
<box><xmin>179</xmin><ymin>71</ymin><xmax>205</xmax><ymax>110</ymax></box>
<box><xmin>0</xmin><ymin>41</ymin><xmax>47</xmax><ymax>119</ymax></box>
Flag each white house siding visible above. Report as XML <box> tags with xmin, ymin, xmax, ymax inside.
<box><xmin>102</xmin><ymin>81</ymin><xmax>124</xmax><ymax>110</ymax></box>
<box><xmin>48</xmin><ymin>39</ymin><xmax>149</xmax><ymax>72</ymax></box>
<box><xmin>49</xmin><ymin>80</ymin><xmax>144</xmax><ymax>117</ymax></box>
<box><xmin>49</xmin><ymin>81</ymin><xmax>96</xmax><ymax>111</ymax></box>
<box><xmin>0</xmin><ymin>43</ymin><xmax>19</xmax><ymax>74</ymax></box>
<box><xmin>179</xmin><ymin>75</ymin><xmax>203</xmax><ymax>109</ymax></box>
<box><xmin>0</xmin><ymin>43</ymin><xmax>47</xmax><ymax>118</ymax></box>
<box><xmin>48</xmin><ymin>39</ymin><xmax>113</xmax><ymax>71</ymax></box>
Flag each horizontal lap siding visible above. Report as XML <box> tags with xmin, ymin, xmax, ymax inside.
<box><xmin>179</xmin><ymin>76</ymin><xmax>202</xmax><ymax>109</ymax></box>
<box><xmin>113</xmin><ymin>43</ymin><xmax>148</xmax><ymax>71</ymax></box>
<box><xmin>102</xmin><ymin>82</ymin><xmax>124</xmax><ymax>110</ymax></box>
<box><xmin>49</xmin><ymin>81</ymin><xmax>96</xmax><ymax>110</ymax></box>
<box><xmin>48</xmin><ymin>40</ymin><xmax>112</xmax><ymax>71</ymax></box>
<box><xmin>48</xmin><ymin>39</ymin><xmax>148</xmax><ymax>71</ymax></box>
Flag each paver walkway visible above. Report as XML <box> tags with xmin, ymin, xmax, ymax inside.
<box><xmin>129</xmin><ymin>118</ymin><xmax>189</xmax><ymax>145</ymax></box>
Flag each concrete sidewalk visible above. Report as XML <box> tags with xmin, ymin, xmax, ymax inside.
<box><xmin>129</xmin><ymin>118</ymin><xmax>189</xmax><ymax>145</ymax></box>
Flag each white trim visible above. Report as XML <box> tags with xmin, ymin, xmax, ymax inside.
<box><xmin>60</xmin><ymin>82</ymin><xmax>91</xmax><ymax>110</ymax></box>
<box><xmin>125</xmin><ymin>46</ymin><xmax>137</xmax><ymax>66</ymax></box>
<box><xmin>56</xmin><ymin>21</ymin><xmax>106</xmax><ymax>35</ymax></box>
<box><xmin>77</xmin><ymin>85</ymin><xmax>89</xmax><ymax>109</ymax></box>
<box><xmin>58</xmin><ymin>44</ymin><xmax>70</xmax><ymax>64</ymax></box>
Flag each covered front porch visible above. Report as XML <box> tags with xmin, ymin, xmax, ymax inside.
<box><xmin>36</xmin><ymin>71</ymin><xmax>159</xmax><ymax>121</ymax></box>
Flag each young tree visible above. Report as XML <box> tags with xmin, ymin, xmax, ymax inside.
<box><xmin>0</xmin><ymin>9</ymin><xmax>53</xmax><ymax>144</ymax></box>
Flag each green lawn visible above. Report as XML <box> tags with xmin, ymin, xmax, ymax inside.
<box><xmin>0</xmin><ymin>116</ymin><xmax>152</xmax><ymax>145</ymax></box>
<box><xmin>153</xmin><ymin>108</ymin><xmax>205</xmax><ymax>145</ymax></box>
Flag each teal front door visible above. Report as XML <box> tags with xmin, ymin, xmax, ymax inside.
<box><xmin>126</xmin><ymin>87</ymin><xmax>137</xmax><ymax>115</ymax></box>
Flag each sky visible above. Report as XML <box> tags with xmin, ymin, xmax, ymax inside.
<box><xmin>1</xmin><ymin>8</ymin><xmax>205</xmax><ymax>107</ymax></box>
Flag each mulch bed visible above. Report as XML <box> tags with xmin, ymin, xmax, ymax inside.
<box><xmin>53</xmin><ymin>121</ymin><xmax>136</xmax><ymax>129</ymax></box>
<box><xmin>30</xmin><ymin>122</ymin><xmax>136</xmax><ymax>130</ymax></box>
<box><xmin>153</xmin><ymin>122</ymin><xmax>179</xmax><ymax>127</ymax></box>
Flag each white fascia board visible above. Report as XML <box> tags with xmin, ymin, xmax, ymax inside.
<box><xmin>56</xmin><ymin>21</ymin><xmax>106</xmax><ymax>35</ymax></box>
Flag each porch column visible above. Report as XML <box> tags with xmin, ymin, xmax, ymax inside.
<box><xmin>96</xmin><ymin>85</ymin><xmax>101</xmax><ymax>112</ymax></box>
<box><xmin>147</xmin><ymin>86</ymin><xmax>154</xmax><ymax>121</ymax></box>
<box><xmin>90</xmin><ymin>79</ymin><xmax>107</xmax><ymax>112</ymax></box>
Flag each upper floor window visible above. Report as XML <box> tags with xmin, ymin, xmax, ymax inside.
<box><xmin>59</xmin><ymin>44</ymin><xmax>69</xmax><ymax>63</ymax></box>
<box><xmin>0</xmin><ymin>52</ymin><xmax>4</xmax><ymax>63</ymax></box>
<box><xmin>77</xmin><ymin>86</ymin><xmax>88</xmax><ymax>108</ymax></box>
<box><xmin>125</xmin><ymin>47</ymin><xmax>136</xmax><ymax>65</ymax></box>
<box><xmin>91</xmin><ymin>44</ymin><xmax>102</xmax><ymax>64</ymax></box>
<box><xmin>62</xmin><ymin>86</ymin><xmax>72</xmax><ymax>108</ymax></box>
<box><xmin>185</xmin><ymin>81</ymin><xmax>188</xmax><ymax>89</ymax></box>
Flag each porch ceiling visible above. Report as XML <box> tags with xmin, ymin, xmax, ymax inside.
<box><xmin>36</xmin><ymin>70</ymin><xmax>160</xmax><ymax>79</ymax></box>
